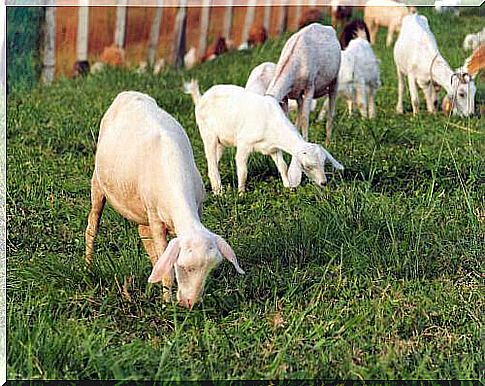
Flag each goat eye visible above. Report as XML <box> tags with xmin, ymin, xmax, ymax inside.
<box><xmin>458</xmin><ymin>93</ymin><xmax>465</xmax><ymax>98</ymax></box>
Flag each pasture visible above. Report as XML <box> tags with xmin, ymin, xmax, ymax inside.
<box><xmin>6</xmin><ymin>7</ymin><xmax>484</xmax><ymax>380</ymax></box>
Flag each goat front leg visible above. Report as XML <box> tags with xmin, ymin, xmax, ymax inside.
<box><xmin>418</xmin><ymin>79</ymin><xmax>435</xmax><ymax>113</ymax></box>
<box><xmin>270</xmin><ymin>150</ymin><xmax>290</xmax><ymax>188</ymax></box>
<box><xmin>396</xmin><ymin>68</ymin><xmax>404</xmax><ymax>114</ymax></box>
<box><xmin>386</xmin><ymin>24</ymin><xmax>395</xmax><ymax>47</ymax></box>
<box><xmin>204</xmin><ymin>136</ymin><xmax>223</xmax><ymax>194</ymax></box>
<box><xmin>85</xmin><ymin>174</ymin><xmax>106</xmax><ymax>265</ymax></box>
<box><xmin>316</xmin><ymin>97</ymin><xmax>329</xmax><ymax>122</ymax></box>
<box><xmin>138</xmin><ymin>224</ymin><xmax>159</xmax><ymax>267</ymax></box>
<box><xmin>326</xmin><ymin>80</ymin><xmax>338</xmax><ymax>146</ymax></box>
<box><xmin>145</xmin><ymin>216</ymin><xmax>172</xmax><ymax>302</ymax></box>
<box><xmin>407</xmin><ymin>74</ymin><xmax>420</xmax><ymax>115</ymax></box>
<box><xmin>235</xmin><ymin>146</ymin><xmax>251</xmax><ymax>194</ymax></box>
<box><xmin>301</xmin><ymin>86</ymin><xmax>315</xmax><ymax>141</ymax></box>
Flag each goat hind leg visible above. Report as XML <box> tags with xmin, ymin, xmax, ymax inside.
<box><xmin>85</xmin><ymin>175</ymin><xmax>106</xmax><ymax>265</ymax></box>
<box><xmin>204</xmin><ymin>137</ymin><xmax>223</xmax><ymax>194</ymax></box>
<box><xmin>396</xmin><ymin>68</ymin><xmax>404</xmax><ymax>114</ymax></box>
<box><xmin>326</xmin><ymin>81</ymin><xmax>338</xmax><ymax>146</ymax></box>
<box><xmin>235</xmin><ymin>146</ymin><xmax>251</xmax><ymax>193</ymax></box>
<box><xmin>368</xmin><ymin>88</ymin><xmax>376</xmax><ymax>119</ymax></box>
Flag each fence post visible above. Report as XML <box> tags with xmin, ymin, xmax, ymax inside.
<box><xmin>41</xmin><ymin>5</ymin><xmax>56</xmax><ymax>84</ymax></box>
<box><xmin>263</xmin><ymin>0</ymin><xmax>271</xmax><ymax>33</ymax></box>
<box><xmin>240</xmin><ymin>0</ymin><xmax>256</xmax><ymax>44</ymax></box>
<box><xmin>76</xmin><ymin>2</ymin><xmax>89</xmax><ymax>61</ymax></box>
<box><xmin>222</xmin><ymin>0</ymin><xmax>233</xmax><ymax>40</ymax></box>
<box><xmin>172</xmin><ymin>0</ymin><xmax>187</xmax><ymax>68</ymax></box>
<box><xmin>148</xmin><ymin>0</ymin><xmax>163</xmax><ymax>67</ymax></box>
<box><xmin>277</xmin><ymin>0</ymin><xmax>288</xmax><ymax>36</ymax></box>
<box><xmin>114</xmin><ymin>0</ymin><xmax>128</xmax><ymax>48</ymax></box>
<box><xmin>198</xmin><ymin>0</ymin><xmax>211</xmax><ymax>60</ymax></box>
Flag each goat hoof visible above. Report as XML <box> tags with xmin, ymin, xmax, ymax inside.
<box><xmin>162</xmin><ymin>292</ymin><xmax>172</xmax><ymax>303</ymax></box>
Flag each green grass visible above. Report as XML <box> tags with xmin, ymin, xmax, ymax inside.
<box><xmin>7</xmin><ymin>7</ymin><xmax>484</xmax><ymax>380</ymax></box>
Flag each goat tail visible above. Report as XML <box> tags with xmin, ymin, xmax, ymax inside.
<box><xmin>183</xmin><ymin>78</ymin><xmax>202</xmax><ymax>105</ymax></box>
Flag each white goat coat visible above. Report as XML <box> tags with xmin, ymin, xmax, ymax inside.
<box><xmin>394</xmin><ymin>15</ymin><xmax>440</xmax><ymax>87</ymax></box>
<box><xmin>196</xmin><ymin>85</ymin><xmax>295</xmax><ymax>156</ymax></box>
<box><xmin>192</xmin><ymin>84</ymin><xmax>343</xmax><ymax>192</ymax></box>
<box><xmin>338</xmin><ymin>38</ymin><xmax>381</xmax><ymax>100</ymax></box>
<box><xmin>266</xmin><ymin>24</ymin><xmax>341</xmax><ymax>101</ymax></box>
<box><xmin>245</xmin><ymin>62</ymin><xmax>316</xmax><ymax>112</ymax></box>
<box><xmin>394</xmin><ymin>14</ymin><xmax>476</xmax><ymax>116</ymax></box>
<box><xmin>266</xmin><ymin>23</ymin><xmax>341</xmax><ymax>143</ymax></box>
<box><xmin>95</xmin><ymin>91</ymin><xmax>204</xmax><ymax>233</ymax></box>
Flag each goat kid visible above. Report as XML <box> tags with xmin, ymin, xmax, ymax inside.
<box><xmin>184</xmin><ymin>81</ymin><xmax>343</xmax><ymax>192</ymax></box>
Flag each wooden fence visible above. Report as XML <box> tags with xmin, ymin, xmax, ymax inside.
<box><xmin>45</xmin><ymin>2</ymin><xmax>360</xmax><ymax>80</ymax></box>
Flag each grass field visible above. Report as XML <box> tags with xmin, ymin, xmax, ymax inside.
<box><xmin>6</xmin><ymin>7</ymin><xmax>484</xmax><ymax>380</ymax></box>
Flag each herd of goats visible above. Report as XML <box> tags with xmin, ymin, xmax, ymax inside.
<box><xmin>83</xmin><ymin>2</ymin><xmax>484</xmax><ymax>309</ymax></box>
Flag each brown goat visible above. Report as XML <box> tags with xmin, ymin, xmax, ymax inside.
<box><xmin>100</xmin><ymin>45</ymin><xmax>125</xmax><ymax>67</ymax></box>
<box><xmin>248</xmin><ymin>25</ymin><xmax>268</xmax><ymax>47</ymax></box>
<box><xmin>202</xmin><ymin>37</ymin><xmax>228</xmax><ymax>62</ymax></box>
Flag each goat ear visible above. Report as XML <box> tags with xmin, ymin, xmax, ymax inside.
<box><xmin>215</xmin><ymin>236</ymin><xmax>245</xmax><ymax>274</ymax></box>
<box><xmin>287</xmin><ymin>156</ymin><xmax>303</xmax><ymax>188</ymax></box>
<box><xmin>322</xmin><ymin>147</ymin><xmax>344</xmax><ymax>170</ymax></box>
<box><xmin>148</xmin><ymin>238</ymin><xmax>180</xmax><ymax>283</ymax></box>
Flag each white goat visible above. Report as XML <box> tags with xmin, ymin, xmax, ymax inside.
<box><xmin>184</xmin><ymin>81</ymin><xmax>344</xmax><ymax>193</ymax></box>
<box><xmin>364</xmin><ymin>0</ymin><xmax>410</xmax><ymax>47</ymax></box>
<box><xmin>318</xmin><ymin>37</ymin><xmax>381</xmax><ymax>120</ymax></box>
<box><xmin>245</xmin><ymin>62</ymin><xmax>317</xmax><ymax>113</ymax></box>
<box><xmin>85</xmin><ymin>91</ymin><xmax>244</xmax><ymax>309</ymax></box>
<box><xmin>434</xmin><ymin>0</ymin><xmax>460</xmax><ymax>16</ymax></box>
<box><xmin>394</xmin><ymin>14</ymin><xmax>476</xmax><ymax>116</ymax></box>
<box><xmin>265</xmin><ymin>23</ymin><xmax>341</xmax><ymax>146</ymax></box>
<box><xmin>463</xmin><ymin>28</ymin><xmax>485</xmax><ymax>51</ymax></box>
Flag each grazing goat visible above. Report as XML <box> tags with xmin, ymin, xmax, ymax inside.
<box><xmin>248</xmin><ymin>25</ymin><xmax>268</xmax><ymax>47</ymax></box>
<box><xmin>265</xmin><ymin>23</ymin><xmax>341</xmax><ymax>145</ymax></box>
<box><xmin>184</xmin><ymin>81</ymin><xmax>343</xmax><ymax>192</ymax></box>
<box><xmin>364</xmin><ymin>0</ymin><xmax>410</xmax><ymax>47</ymax></box>
<box><xmin>318</xmin><ymin>37</ymin><xmax>381</xmax><ymax>120</ymax></box>
<box><xmin>202</xmin><ymin>37</ymin><xmax>228</xmax><ymax>62</ymax></box>
<box><xmin>394</xmin><ymin>14</ymin><xmax>476</xmax><ymax>116</ymax></box>
<box><xmin>298</xmin><ymin>8</ymin><xmax>323</xmax><ymax>29</ymax></box>
<box><xmin>85</xmin><ymin>91</ymin><xmax>244</xmax><ymax>309</ymax></box>
<box><xmin>245</xmin><ymin>62</ymin><xmax>317</xmax><ymax>113</ymax></box>
<box><xmin>463</xmin><ymin>28</ymin><xmax>485</xmax><ymax>51</ymax></box>
<box><xmin>340</xmin><ymin>19</ymin><xmax>371</xmax><ymax>49</ymax></box>
<box><xmin>100</xmin><ymin>45</ymin><xmax>125</xmax><ymax>67</ymax></box>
